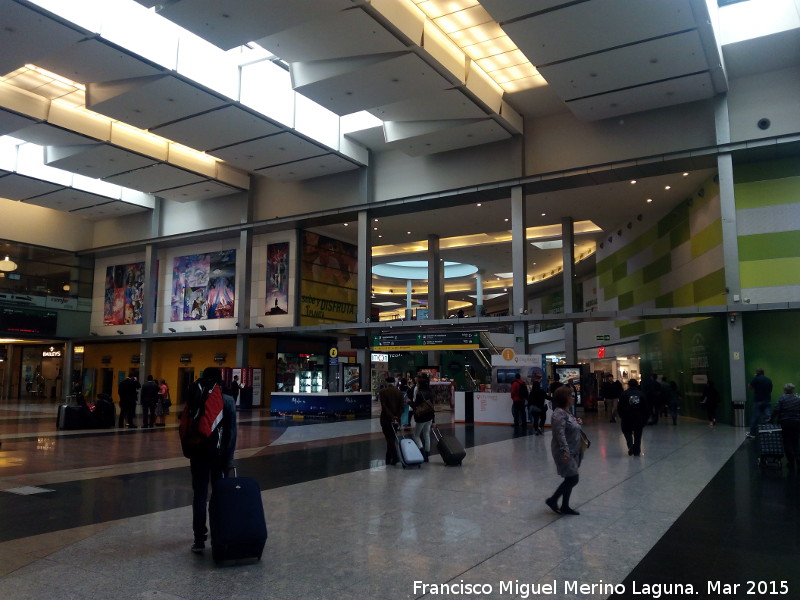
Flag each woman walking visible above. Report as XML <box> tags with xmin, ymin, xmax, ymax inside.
<box><xmin>545</xmin><ymin>386</ymin><xmax>584</xmax><ymax>516</ymax></box>
<box><xmin>155</xmin><ymin>378</ymin><xmax>171</xmax><ymax>426</ymax></box>
<box><xmin>410</xmin><ymin>373</ymin><xmax>435</xmax><ymax>462</ymax></box>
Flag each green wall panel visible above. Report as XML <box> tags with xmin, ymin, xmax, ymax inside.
<box><xmin>657</xmin><ymin>202</ymin><xmax>690</xmax><ymax>238</ymax></box>
<box><xmin>619</xmin><ymin>320</ymin><xmax>646</xmax><ymax>338</ymax></box>
<box><xmin>734</xmin><ymin>177</ymin><xmax>800</xmax><ymax>210</ymax></box>
<box><xmin>691</xmin><ymin>219</ymin><xmax>722</xmax><ymax>258</ymax></box>
<box><xmin>734</xmin><ymin>157</ymin><xmax>800</xmax><ymax>184</ymax></box>
<box><xmin>633</xmin><ymin>279</ymin><xmax>661</xmax><ymax>305</ymax></box>
<box><xmin>672</xmin><ymin>282</ymin><xmax>695</xmax><ymax>307</ymax></box>
<box><xmin>643</xmin><ymin>253</ymin><xmax>672</xmax><ymax>283</ymax></box>
<box><xmin>669</xmin><ymin>219</ymin><xmax>691</xmax><ymax>248</ymax></box>
<box><xmin>618</xmin><ymin>290</ymin><xmax>635</xmax><ymax>310</ymax></box>
<box><xmin>655</xmin><ymin>291</ymin><xmax>673</xmax><ymax>309</ymax></box>
<box><xmin>612</xmin><ymin>261</ymin><xmax>627</xmax><ymax>282</ymax></box>
<box><xmin>738</xmin><ymin>230</ymin><xmax>800</xmax><ymax>262</ymax></box>
<box><xmin>693</xmin><ymin>269</ymin><xmax>726</xmax><ymax>303</ymax></box>
<box><xmin>740</xmin><ymin>257</ymin><xmax>800</xmax><ymax>288</ymax></box>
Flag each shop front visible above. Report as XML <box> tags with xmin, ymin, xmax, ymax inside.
<box><xmin>0</xmin><ymin>342</ymin><xmax>66</xmax><ymax>401</ymax></box>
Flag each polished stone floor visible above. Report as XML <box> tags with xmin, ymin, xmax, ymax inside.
<box><xmin>0</xmin><ymin>399</ymin><xmax>796</xmax><ymax>600</ymax></box>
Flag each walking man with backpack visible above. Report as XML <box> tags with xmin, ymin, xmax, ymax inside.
<box><xmin>179</xmin><ymin>367</ymin><xmax>237</xmax><ymax>554</ymax></box>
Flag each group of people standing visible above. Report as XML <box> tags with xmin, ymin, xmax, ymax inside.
<box><xmin>379</xmin><ymin>373</ymin><xmax>436</xmax><ymax>464</ymax></box>
<box><xmin>746</xmin><ymin>368</ymin><xmax>800</xmax><ymax>468</ymax></box>
<box><xmin>117</xmin><ymin>373</ymin><xmax>171</xmax><ymax>428</ymax></box>
<box><xmin>510</xmin><ymin>372</ymin><xmax>553</xmax><ymax>434</ymax></box>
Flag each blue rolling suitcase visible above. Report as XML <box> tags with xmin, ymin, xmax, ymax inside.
<box><xmin>394</xmin><ymin>427</ymin><xmax>423</xmax><ymax>468</ymax></box>
<box><xmin>209</xmin><ymin>470</ymin><xmax>268</xmax><ymax>564</ymax></box>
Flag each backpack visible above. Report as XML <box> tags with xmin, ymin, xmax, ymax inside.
<box><xmin>179</xmin><ymin>379</ymin><xmax>225</xmax><ymax>459</ymax></box>
<box><xmin>516</xmin><ymin>380</ymin><xmax>529</xmax><ymax>400</ymax></box>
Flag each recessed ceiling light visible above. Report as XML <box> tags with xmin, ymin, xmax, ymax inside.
<box><xmin>343</xmin><ymin>223</ymin><xmax>348</xmax><ymax>226</ymax></box>
<box><xmin>647</xmin><ymin>198</ymin><xmax>653</xmax><ymax>203</ymax></box>
<box><xmin>373</xmin><ymin>227</ymin><xmax>378</xmax><ymax>230</ymax></box>
<box><xmin>630</xmin><ymin>180</ymin><xmax>637</xmax><ymax>184</ymax></box>
<box><xmin>665</xmin><ymin>185</ymin><xmax>671</xmax><ymax>190</ymax></box>
<box><xmin>683</xmin><ymin>172</ymin><xmax>689</xmax><ymax>177</ymax></box>
<box><xmin>504</xmin><ymin>218</ymin><xmax>509</xmax><ymax>222</ymax></box>
<box><xmin>541</xmin><ymin>213</ymin><xmax>546</xmax><ymax>216</ymax></box>
<box><xmin>407</xmin><ymin>231</ymin><xmax>411</xmax><ymax>234</ymax></box>
<box><xmin>477</xmin><ymin>203</ymin><xmax>482</xmax><ymax>207</ymax></box>
<box><xmin>374</xmin><ymin>218</ymin><xmax>378</xmax><ymax>222</ymax></box>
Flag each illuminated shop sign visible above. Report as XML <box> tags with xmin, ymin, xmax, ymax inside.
<box><xmin>42</xmin><ymin>346</ymin><xmax>62</xmax><ymax>357</ymax></box>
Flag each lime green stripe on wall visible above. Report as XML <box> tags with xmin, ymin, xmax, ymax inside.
<box><xmin>691</xmin><ymin>219</ymin><xmax>722</xmax><ymax>258</ymax></box>
<box><xmin>738</xmin><ymin>230</ymin><xmax>800</xmax><ymax>261</ymax></box>
<box><xmin>740</xmin><ymin>257</ymin><xmax>800</xmax><ymax>288</ymax></box>
<box><xmin>734</xmin><ymin>158</ymin><xmax>800</xmax><ymax>184</ymax></box>
<box><xmin>734</xmin><ymin>177</ymin><xmax>800</xmax><ymax>210</ymax></box>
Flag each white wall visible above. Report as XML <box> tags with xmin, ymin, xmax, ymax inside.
<box><xmin>0</xmin><ymin>198</ymin><xmax>94</xmax><ymax>251</ymax></box>
<box><xmin>161</xmin><ymin>191</ymin><xmax>247</xmax><ymax>237</ymax></box>
<box><xmin>91</xmin><ymin>211</ymin><xmax>152</xmax><ymax>248</ymax></box>
<box><xmin>252</xmin><ymin>171</ymin><xmax>362</xmax><ymax>222</ymax></box>
<box><xmin>372</xmin><ymin>137</ymin><xmax>523</xmax><ymax>202</ymax></box>
<box><xmin>727</xmin><ymin>66</ymin><xmax>800</xmax><ymax>143</ymax></box>
<box><xmin>525</xmin><ymin>100</ymin><xmax>717</xmax><ymax>175</ymax></box>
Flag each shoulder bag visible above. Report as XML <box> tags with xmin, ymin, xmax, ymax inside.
<box><xmin>413</xmin><ymin>388</ymin><xmax>435</xmax><ymax>422</ymax></box>
<box><xmin>579</xmin><ymin>430</ymin><xmax>591</xmax><ymax>452</ymax></box>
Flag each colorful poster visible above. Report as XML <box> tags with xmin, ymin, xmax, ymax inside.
<box><xmin>171</xmin><ymin>250</ymin><xmax>236</xmax><ymax>321</ymax></box>
<box><xmin>300</xmin><ymin>232</ymin><xmax>357</xmax><ymax>326</ymax></box>
<box><xmin>265</xmin><ymin>242</ymin><xmax>289</xmax><ymax>315</ymax></box>
<box><xmin>103</xmin><ymin>262</ymin><xmax>144</xmax><ymax>325</ymax></box>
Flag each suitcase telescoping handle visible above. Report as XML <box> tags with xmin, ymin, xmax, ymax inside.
<box><xmin>431</xmin><ymin>426</ymin><xmax>443</xmax><ymax>443</ymax></box>
<box><xmin>224</xmin><ymin>466</ymin><xmax>237</xmax><ymax>478</ymax></box>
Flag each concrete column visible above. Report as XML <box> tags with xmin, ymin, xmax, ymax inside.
<box><xmin>235</xmin><ymin>229</ymin><xmax>253</xmax><ymax>366</ymax></box>
<box><xmin>428</xmin><ymin>235</ymin><xmax>443</xmax><ymax>320</ymax></box>
<box><xmin>293</xmin><ymin>228</ymin><xmax>302</xmax><ymax>326</ymax></box>
<box><xmin>562</xmin><ymin>217</ymin><xmax>577</xmax><ymax>363</ymax></box>
<box><xmin>142</xmin><ymin>243</ymin><xmax>158</xmax><ymax>334</ymax></box>
<box><xmin>406</xmin><ymin>279</ymin><xmax>413</xmax><ymax>320</ymax></box>
<box><xmin>357</xmin><ymin>210</ymin><xmax>372</xmax><ymax>323</ymax></box>
<box><xmin>61</xmin><ymin>340</ymin><xmax>74</xmax><ymax>401</ymax></box>
<box><xmin>511</xmin><ymin>186</ymin><xmax>527</xmax><ymax>316</ymax></box>
<box><xmin>139</xmin><ymin>339</ymin><xmax>152</xmax><ymax>384</ymax></box>
<box><xmin>475</xmin><ymin>271</ymin><xmax>484</xmax><ymax>316</ymax></box>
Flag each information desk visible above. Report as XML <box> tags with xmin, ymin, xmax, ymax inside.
<box><xmin>429</xmin><ymin>381</ymin><xmax>454</xmax><ymax>409</ymax></box>
<box><xmin>454</xmin><ymin>392</ymin><xmax>552</xmax><ymax>426</ymax></box>
<box><xmin>269</xmin><ymin>392</ymin><xmax>372</xmax><ymax>418</ymax></box>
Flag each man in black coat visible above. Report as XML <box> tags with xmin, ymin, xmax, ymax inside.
<box><xmin>618</xmin><ymin>379</ymin><xmax>649</xmax><ymax>456</ymax></box>
<box><xmin>140</xmin><ymin>375</ymin><xmax>160</xmax><ymax>428</ymax></box>
<box><xmin>118</xmin><ymin>374</ymin><xmax>141</xmax><ymax>428</ymax></box>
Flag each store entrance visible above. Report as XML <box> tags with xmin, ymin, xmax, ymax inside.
<box><xmin>177</xmin><ymin>367</ymin><xmax>195</xmax><ymax>406</ymax></box>
<box><xmin>100</xmin><ymin>368</ymin><xmax>114</xmax><ymax>397</ymax></box>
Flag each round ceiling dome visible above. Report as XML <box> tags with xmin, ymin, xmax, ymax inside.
<box><xmin>372</xmin><ymin>261</ymin><xmax>478</xmax><ymax>280</ymax></box>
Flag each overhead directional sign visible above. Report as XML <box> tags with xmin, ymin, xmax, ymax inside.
<box><xmin>371</xmin><ymin>332</ymin><xmax>479</xmax><ymax>351</ymax></box>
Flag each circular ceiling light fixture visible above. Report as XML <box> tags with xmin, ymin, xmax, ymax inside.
<box><xmin>0</xmin><ymin>256</ymin><xmax>18</xmax><ymax>272</ymax></box>
<box><xmin>372</xmin><ymin>261</ymin><xmax>478</xmax><ymax>280</ymax></box>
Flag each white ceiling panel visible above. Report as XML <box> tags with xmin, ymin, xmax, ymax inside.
<box><xmin>293</xmin><ymin>52</ymin><xmax>454</xmax><ymax>116</ymax></box>
<box><xmin>151</xmin><ymin>106</ymin><xmax>282</xmax><ymax>151</ymax></box>
<box><xmin>567</xmin><ymin>72</ymin><xmax>715</xmax><ymax>121</ymax></box>
<box><xmin>540</xmin><ymin>31</ymin><xmax>709</xmax><ymax>101</ymax></box>
<box><xmin>368</xmin><ymin>88</ymin><xmax>488</xmax><ymax>121</ymax></box>
<box><xmin>505</xmin><ymin>0</ymin><xmax>696</xmax><ymax>67</ymax></box>
<box><xmin>11</xmin><ymin>122</ymin><xmax>95</xmax><ymax>147</ymax></box>
<box><xmin>157</xmin><ymin>0</ymin><xmax>353</xmax><ymax>51</ymax></box>
<box><xmin>0</xmin><ymin>173</ymin><xmax>64</xmax><ymax>200</ymax></box>
<box><xmin>70</xmin><ymin>200</ymin><xmax>149</xmax><ymax>220</ymax></box>
<box><xmin>35</xmin><ymin>38</ymin><xmax>163</xmax><ymax>84</ymax></box>
<box><xmin>45</xmin><ymin>144</ymin><xmax>156</xmax><ymax>178</ymax></box>
<box><xmin>256</xmin><ymin>7</ymin><xmax>405</xmax><ymax>62</ymax></box>
<box><xmin>0</xmin><ymin>109</ymin><xmax>38</xmax><ymax>136</ymax></box>
<box><xmin>156</xmin><ymin>180</ymin><xmax>240</xmax><ymax>202</ymax></box>
<box><xmin>103</xmin><ymin>163</ymin><xmax>206</xmax><ymax>193</ymax></box>
<box><xmin>0</xmin><ymin>2</ymin><xmax>86</xmax><ymax>76</ymax></box>
<box><xmin>209</xmin><ymin>132</ymin><xmax>325</xmax><ymax>171</ymax></box>
<box><xmin>86</xmin><ymin>75</ymin><xmax>226</xmax><ymax>130</ymax></box>
<box><xmin>723</xmin><ymin>28</ymin><xmax>800</xmax><ymax>79</ymax></box>
<box><xmin>25</xmin><ymin>188</ymin><xmax>116</xmax><ymax>211</ymax></box>
<box><xmin>384</xmin><ymin>119</ymin><xmax>511</xmax><ymax>157</ymax></box>
<box><xmin>257</xmin><ymin>153</ymin><xmax>359</xmax><ymax>181</ymax></box>
<box><xmin>342</xmin><ymin>126</ymin><xmax>386</xmax><ymax>151</ymax></box>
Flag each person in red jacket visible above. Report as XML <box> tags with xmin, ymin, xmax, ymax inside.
<box><xmin>510</xmin><ymin>373</ymin><xmax>529</xmax><ymax>431</ymax></box>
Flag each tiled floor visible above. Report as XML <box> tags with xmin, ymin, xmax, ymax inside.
<box><xmin>0</xmin><ymin>400</ymin><xmax>796</xmax><ymax>599</ymax></box>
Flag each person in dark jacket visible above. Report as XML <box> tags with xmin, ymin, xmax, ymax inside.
<box><xmin>188</xmin><ymin>367</ymin><xmax>237</xmax><ymax>554</ymax></box>
<box><xmin>410</xmin><ymin>374</ymin><xmax>436</xmax><ymax>461</ymax></box>
<box><xmin>642</xmin><ymin>373</ymin><xmax>662</xmax><ymax>425</ymax></box>
<box><xmin>379</xmin><ymin>376</ymin><xmax>404</xmax><ymax>466</ymax></box>
<box><xmin>117</xmin><ymin>373</ymin><xmax>141</xmax><ymax>428</ymax></box>
<box><xmin>770</xmin><ymin>383</ymin><xmax>800</xmax><ymax>468</ymax></box>
<box><xmin>140</xmin><ymin>375</ymin><xmax>160</xmax><ymax>428</ymax></box>
<box><xmin>618</xmin><ymin>379</ymin><xmax>649</xmax><ymax>456</ymax></box>
<box><xmin>510</xmin><ymin>373</ymin><xmax>528</xmax><ymax>431</ymax></box>
<box><xmin>747</xmin><ymin>368</ymin><xmax>773</xmax><ymax>439</ymax></box>
<box><xmin>701</xmin><ymin>379</ymin><xmax>721</xmax><ymax>428</ymax></box>
<box><xmin>600</xmin><ymin>374</ymin><xmax>623</xmax><ymax>423</ymax></box>
<box><xmin>528</xmin><ymin>380</ymin><xmax>548</xmax><ymax>435</ymax></box>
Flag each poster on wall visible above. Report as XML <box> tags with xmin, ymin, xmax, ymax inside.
<box><xmin>299</xmin><ymin>231</ymin><xmax>357</xmax><ymax>326</ymax></box>
<box><xmin>171</xmin><ymin>250</ymin><xmax>236</xmax><ymax>321</ymax></box>
<box><xmin>265</xmin><ymin>242</ymin><xmax>289</xmax><ymax>315</ymax></box>
<box><xmin>103</xmin><ymin>262</ymin><xmax>144</xmax><ymax>325</ymax></box>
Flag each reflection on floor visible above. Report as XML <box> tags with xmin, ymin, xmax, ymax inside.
<box><xmin>0</xmin><ymin>399</ymin><xmax>796</xmax><ymax>600</ymax></box>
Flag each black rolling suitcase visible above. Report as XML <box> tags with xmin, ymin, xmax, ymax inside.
<box><xmin>757</xmin><ymin>424</ymin><xmax>784</xmax><ymax>467</ymax></box>
<box><xmin>93</xmin><ymin>394</ymin><xmax>116</xmax><ymax>428</ymax></box>
<box><xmin>432</xmin><ymin>427</ymin><xmax>466</xmax><ymax>466</ymax></box>
<box><xmin>57</xmin><ymin>404</ymin><xmax>86</xmax><ymax>430</ymax></box>
<box><xmin>209</xmin><ymin>469</ymin><xmax>267</xmax><ymax>564</ymax></box>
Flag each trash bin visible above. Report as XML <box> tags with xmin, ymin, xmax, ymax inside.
<box><xmin>732</xmin><ymin>401</ymin><xmax>745</xmax><ymax>427</ymax></box>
